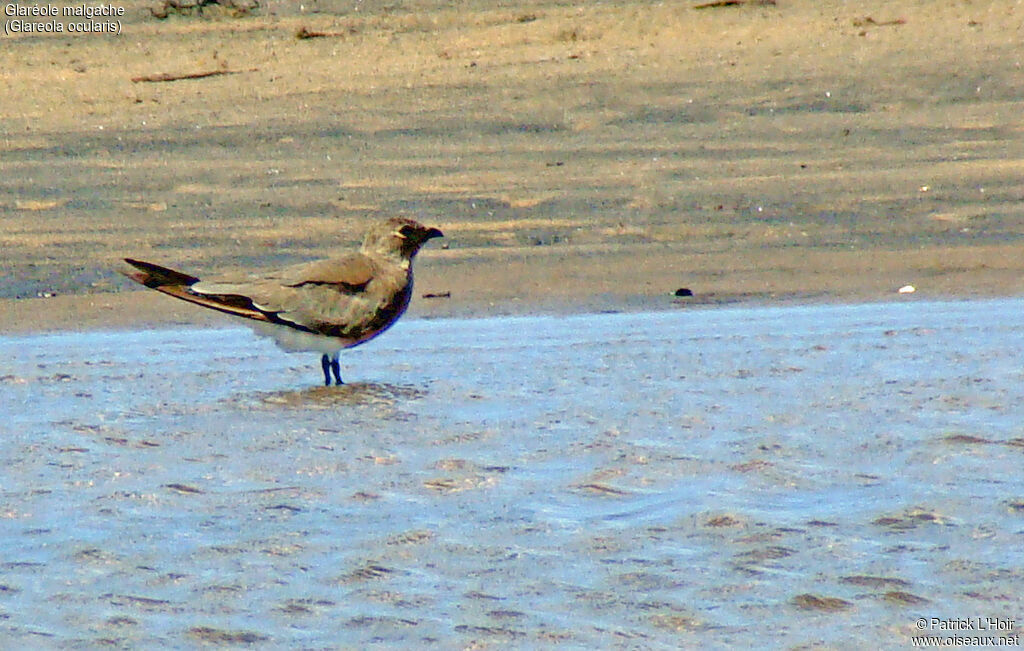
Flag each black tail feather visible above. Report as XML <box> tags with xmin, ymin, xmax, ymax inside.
<box><xmin>122</xmin><ymin>258</ymin><xmax>200</xmax><ymax>288</ymax></box>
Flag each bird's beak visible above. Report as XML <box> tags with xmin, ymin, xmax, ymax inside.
<box><xmin>424</xmin><ymin>227</ymin><xmax>444</xmax><ymax>240</ymax></box>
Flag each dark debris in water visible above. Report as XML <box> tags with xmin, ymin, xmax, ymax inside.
<box><xmin>943</xmin><ymin>433</ymin><xmax>993</xmax><ymax>445</ymax></box>
<box><xmin>873</xmin><ymin>507</ymin><xmax>952</xmax><ymax>530</ymax></box>
<box><xmin>791</xmin><ymin>594</ymin><xmax>854</xmax><ymax>612</ymax></box>
<box><xmin>705</xmin><ymin>514</ymin><xmax>743</xmax><ymax>528</ymax></box>
<box><xmin>840</xmin><ymin>575</ymin><xmax>911</xmax><ymax>589</ymax></box>
<box><xmin>465</xmin><ymin>591</ymin><xmax>504</xmax><ymax>601</ymax></box>
<box><xmin>339</xmin><ymin>563</ymin><xmax>400</xmax><ymax>583</ymax></box>
<box><xmin>187</xmin><ymin>627</ymin><xmax>268</xmax><ymax>644</ymax></box>
<box><xmin>453</xmin><ymin>624</ymin><xmax>526</xmax><ymax>639</ymax></box>
<box><xmin>386</xmin><ymin>530</ymin><xmax>434</xmax><ymax>546</ymax></box>
<box><xmin>346</xmin><ymin>615</ymin><xmax>419</xmax><ymax>629</ymax></box>
<box><xmin>103</xmin><ymin>594</ymin><xmax>175</xmax><ymax>611</ymax></box>
<box><xmin>423</xmin><ymin>476</ymin><xmax>493</xmax><ymax>493</ymax></box>
<box><xmin>882</xmin><ymin>590</ymin><xmax>930</xmax><ymax>605</ymax></box>
<box><xmin>942</xmin><ymin>433</ymin><xmax>1024</xmax><ymax>450</ymax></box>
<box><xmin>962</xmin><ymin>590</ymin><xmax>1016</xmax><ymax>602</ymax></box>
<box><xmin>575</xmin><ymin>482</ymin><xmax>631</xmax><ymax>496</ymax></box>
<box><xmin>487</xmin><ymin>609</ymin><xmax>525</xmax><ymax>620</ymax></box>
<box><xmin>164</xmin><ymin>483</ymin><xmax>205</xmax><ymax>495</ymax></box>
<box><xmin>275</xmin><ymin>598</ymin><xmax>336</xmax><ymax>615</ymax></box>
<box><xmin>1005</xmin><ymin>500</ymin><xmax>1024</xmax><ymax>513</ymax></box>
<box><xmin>735</xmin><ymin>546</ymin><xmax>795</xmax><ymax>562</ymax></box>
<box><xmin>75</xmin><ymin>549</ymin><xmax>120</xmax><ymax>563</ymax></box>
<box><xmin>265</xmin><ymin>503</ymin><xmax>302</xmax><ymax>513</ymax></box>
<box><xmin>730</xmin><ymin>460</ymin><xmax>773</xmax><ymax>473</ymax></box>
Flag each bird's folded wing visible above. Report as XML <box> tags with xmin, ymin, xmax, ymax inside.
<box><xmin>190</xmin><ymin>253</ymin><xmax>384</xmax><ymax>335</ymax></box>
<box><xmin>191</xmin><ymin>253</ymin><xmax>375</xmax><ymax>297</ymax></box>
<box><xmin>280</xmin><ymin>254</ymin><xmax>377</xmax><ymax>289</ymax></box>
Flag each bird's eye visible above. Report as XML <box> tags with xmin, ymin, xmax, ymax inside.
<box><xmin>398</xmin><ymin>225</ymin><xmax>417</xmax><ymax>238</ymax></box>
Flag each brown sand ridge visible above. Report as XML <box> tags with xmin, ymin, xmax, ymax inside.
<box><xmin>1</xmin><ymin>0</ymin><xmax>1023</xmax><ymax>333</ymax></box>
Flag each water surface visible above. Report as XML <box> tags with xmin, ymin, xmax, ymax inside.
<box><xmin>2</xmin><ymin>299</ymin><xmax>1023</xmax><ymax>647</ymax></box>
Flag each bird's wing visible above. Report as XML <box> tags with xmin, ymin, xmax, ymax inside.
<box><xmin>280</xmin><ymin>254</ymin><xmax>377</xmax><ymax>290</ymax></box>
<box><xmin>188</xmin><ymin>253</ymin><xmax>375</xmax><ymax>296</ymax></box>
<box><xmin>123</xmin><ymin>254</ymin><xmax>408</xmax><ymax>343</ymax></box>
<box><xmin>191</xmin><ymin>253</ymin><xmax>405</xmax><ymax>341</ymax></box>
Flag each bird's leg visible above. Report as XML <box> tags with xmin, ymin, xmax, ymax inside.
<box><xmin>321</xmin><ymin>354</ymin><xmax>332</xmax><ymax>386</ymax></box>
<box><xmin>330</xmin><ymin>354</ymin><xmax>343</xmax><ymax>385</ymax></box>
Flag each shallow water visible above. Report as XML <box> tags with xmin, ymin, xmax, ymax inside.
<box><xmin>2</xmin><ymin>299</ymin><xmax>1023</xmax><ymax>648</ymax></box>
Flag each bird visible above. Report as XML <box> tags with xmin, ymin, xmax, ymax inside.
<box><xmin>121</xmin><ymin>217</ymin><xmax>444</xmax><ymax>386</ymax></box>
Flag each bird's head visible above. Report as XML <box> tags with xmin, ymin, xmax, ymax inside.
<box><xmin>361</xmin><ymin>217</ymin><xmax>444</xmax><ymax>261</ymax></box>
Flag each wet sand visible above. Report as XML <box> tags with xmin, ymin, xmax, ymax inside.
<box><xmin>3</xmin><ymin>300</ymin><xmax>1024</xmax><ymax>646</ymax></box>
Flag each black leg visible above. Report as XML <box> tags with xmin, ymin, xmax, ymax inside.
<box><xmin>330</xmin><ymin>357</ymin><xmax>343</xmax><ymax>385</ymax></box>
<box><xmin>321</xmin><ymin>354</ymin><xmax>331</xmax><ymax>386</ymax></box>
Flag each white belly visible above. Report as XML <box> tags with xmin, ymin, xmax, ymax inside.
<box><xmin>249</xmin><ymin>321</ymin><xmax>351</xmax><ymax>355</ymax></box>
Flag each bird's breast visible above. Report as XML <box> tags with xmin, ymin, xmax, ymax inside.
<box><xmin>312</xmin><ymin>270</ymin><xmax>412</xmax><ymax>346</ymax></box>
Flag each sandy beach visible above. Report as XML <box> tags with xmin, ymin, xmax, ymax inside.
<box><xmin>1</xmin><ymin>0</ymin><xmax>1023</xmax><ymax>332</ymax></box>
